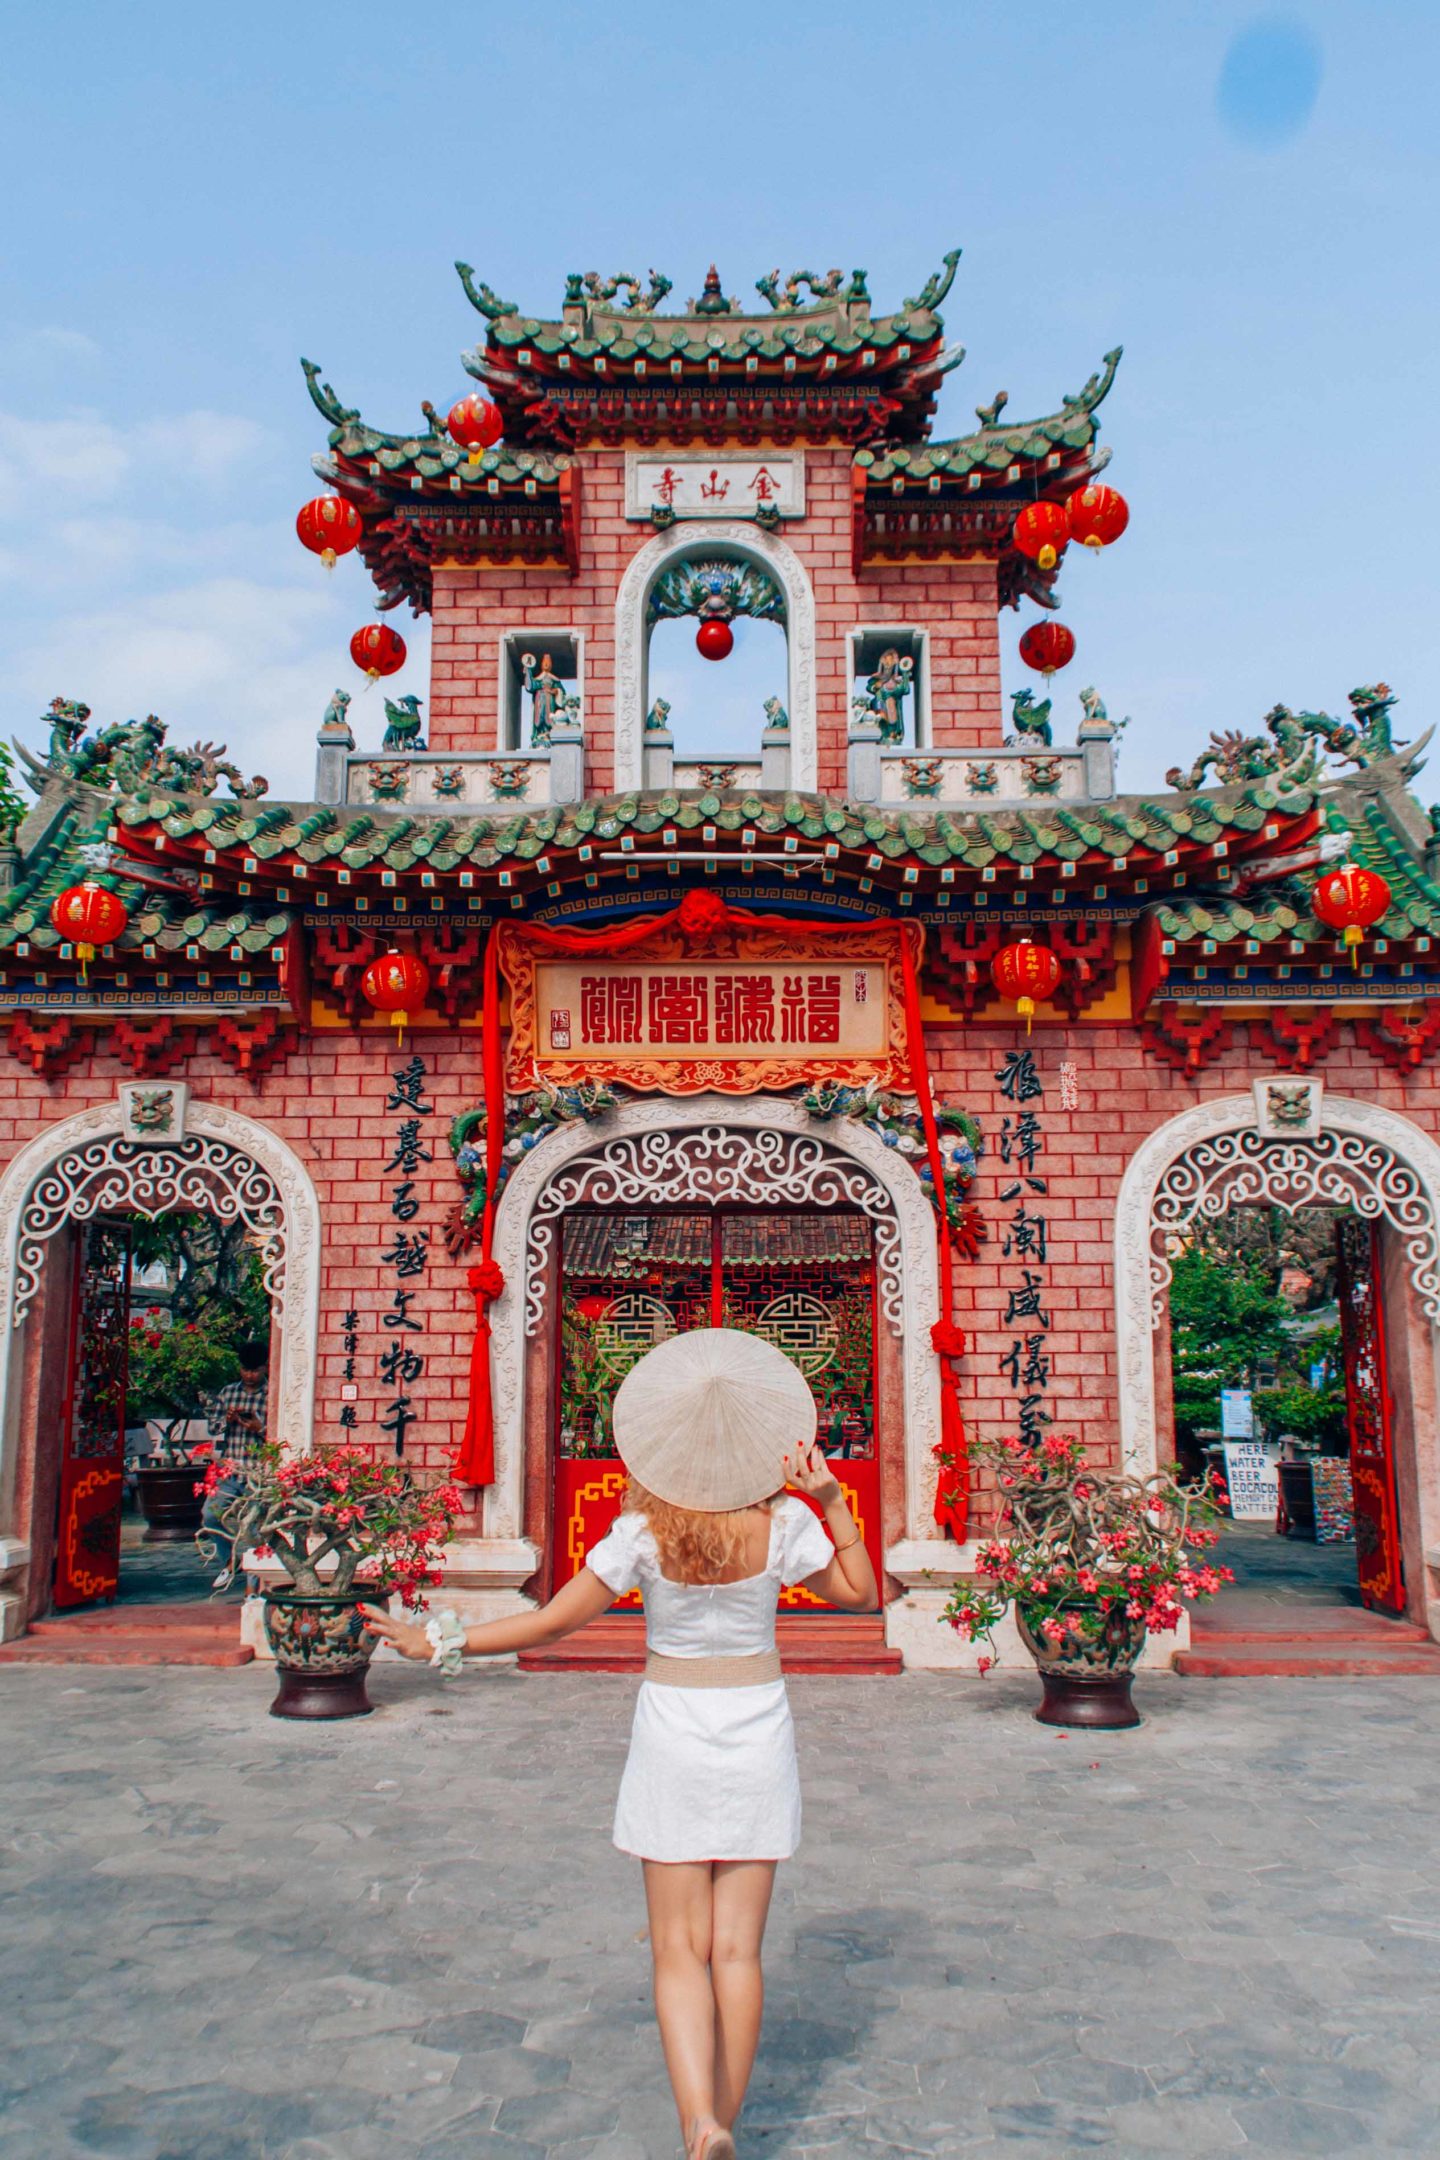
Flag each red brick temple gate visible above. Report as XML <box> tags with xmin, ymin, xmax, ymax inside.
<box><xmin>3</xmin><ymin>248</ymin><xmax>1440</xmax><ymax>1668</ymax></box>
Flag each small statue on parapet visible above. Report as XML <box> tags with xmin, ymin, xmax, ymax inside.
<box><xmin>762</xmin><ymin>697</ymin><xmax>789</xmax><ymax>734</ymax></box>
<box><xmin>382</xmin><ymin>694</ymin><xmax>427</xmax><ymax>752</ymax></box>
<box><xmin>645</xmin><ymin>698</ymin><xmax>673</xmax><ymax>735</ymax></box>
<box><xmin>1008</xmin><ymin>687</ymin><xmax>1053</xmax><ymax>748</ymax></box>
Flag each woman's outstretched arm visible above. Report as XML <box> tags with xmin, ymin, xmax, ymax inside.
<box><xmin>362</xmin><ymin>1565</ymin><xmax>616</xmax><ymax>1662</ymax></box>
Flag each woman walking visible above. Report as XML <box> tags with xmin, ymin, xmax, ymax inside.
<box><xmin>365</xmin><ymin>1328</ymin><xmax>878</xmax><ymax>2159</ymax></box>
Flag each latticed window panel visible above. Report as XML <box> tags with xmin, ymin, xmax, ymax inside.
<box><xmin>750</xmin><ymin>1291</ymin><xmax>838</xmax><ymax>1377</ymax></box>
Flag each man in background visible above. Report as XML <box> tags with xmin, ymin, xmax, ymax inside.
<box><xmin>202</xmin><ymin>1341</ymin><xmax>269</xmax><ymax>1585</ymax></box>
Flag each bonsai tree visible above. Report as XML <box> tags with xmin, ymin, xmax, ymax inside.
<box><xmin>199</xmin><ymin>1442</ymin><xmax>462</xmax><ymax>1607</ymax></box>
<box><xmin>942</xmin><ymin>1431</ymin><xmax>1232</xmax><ymax>1670</ymax></box>
<box><xmin>126</xmin><ymin>1308</ymin><xmax>242</xmax><ymax>1462</ymax></box>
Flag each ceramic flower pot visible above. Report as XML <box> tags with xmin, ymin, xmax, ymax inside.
<box><xmin>262</xmin><ymin>1590</ymin><xmax>377</xmax><ymax>1720</ymax></box>
<box><xmin>135</xmin><ymin>1462</ymin><xmax>206</xmax><ymax>1543</ymax></box>
<box><xmin>1015</xmin><ymin>1602</ymin><xmax>1147</xmax><ymax>1729</ymax></box>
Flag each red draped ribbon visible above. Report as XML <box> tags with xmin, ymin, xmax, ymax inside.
<box><xmin>898</xmin><ymin>934</ymin><xmax>970</xmax><ymax>1541</ymax></box>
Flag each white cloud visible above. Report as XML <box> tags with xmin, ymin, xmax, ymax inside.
<box><xmin>0</xmin><ymin>405</ymin><xmax>276</xmax><ymax>519</ymax></box>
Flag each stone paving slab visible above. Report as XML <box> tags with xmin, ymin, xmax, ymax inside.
<box><xmin>2</xmin><ymin>1661</ymin><xmax>1439</xmax><ymax>2157</ymax></box>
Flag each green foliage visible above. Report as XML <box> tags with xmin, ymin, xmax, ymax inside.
<box><xmin>127</xmin><ymin>1308</ymin><xmax>241</xmax><ymax>1455</ymax></box>
<box><xmin>0</xmin><ymin>742</ymin><xmax>26</xmax><ymax>842</ymax></box>
<box><xmin>1169</xmin><ymin>1246</ymin><xmax>1293</xmax><ymax>1436</ymax></box>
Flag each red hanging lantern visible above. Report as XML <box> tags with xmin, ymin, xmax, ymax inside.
<box><xmin>1018</xmin><ymin>621</ymin><xmax>1076</xmax><ymax>678</ymax></box>
<box><xmin>361</xmin><ymin>950</ymin><xmax>431</xmax><ymax>1045</ymax></box>
<box><xmin>1312</xmin><ymin>862</ymin><xmax>1391</xmax><ymax>969</ymax></box>
<box><xmin>350</xmin><ymin>623</ymin><xmax>407</xmax><ymax>683</ymax></box>
<box><xmin>50</xmin><ymin>881</ymin><xmax>129</xmax><ymax>981</ymax></box>
<box><xmin>1066</xmin><ymin>483</ymin><xmax>1129</xmax><ymax>552</ymax></box>
<box><xmin>1012</xmin><ymin>500</ymin><xmax>1070</xmax><ymax>572</ymax></box>
<box><xmin>990</xmin><ymin>938</ymin><xmax>1062</xmax><ymax>1034</ymax></box>
<box><xmin>695</xmin><ymin>619</ymin><xmax>734</xmax><ymax>662</ymax></box>
<box><xmin>446</xmin><ymin>393</ymin><xmax>504</xmax><ymax>466</ymax></box>
<box><xmin>296</xmin><ymin>493</ymin><xmax>363</xmax><ymax>570</ymax></box>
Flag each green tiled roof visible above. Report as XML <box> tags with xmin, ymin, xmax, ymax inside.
<box><xmin>0</xmin><ymin>796</ymin><xmax>291</xmax><ymax>958</ymax></box>
<box><xmin>109</xmin><ymin>768</ymin><xmax>1321</xmax><ymax>883</ymax></box>
<box><xmin>303</xmin><ymin>362</ymin><xmax>569</xmax><ymax>491</ymax></box>
<box><xmin>858</xmin><ymin>350</ymin><xmax>1120</xmax><ymax>485</ymax></box>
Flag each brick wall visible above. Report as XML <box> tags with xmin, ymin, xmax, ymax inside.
<box><xmin>426</xmin><ymin>447</ymin><xmax>1005</xmax><ymax>791</ymax></box>
<box><xmin>7</xmin><ymin>1018</ymin><xmax>1437</xmax><ymax>1560</ymax></box>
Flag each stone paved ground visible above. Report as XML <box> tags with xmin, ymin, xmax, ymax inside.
<box><xmin>3</xmin><ymin>1661</ymin><xmax>1440</xmax><ymax>2159</ymax></box>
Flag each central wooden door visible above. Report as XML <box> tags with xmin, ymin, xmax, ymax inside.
<box><xmin>552</xmin><ymin>1208</ymin><xmax>880</xmax><ymax>1606</ymax></box>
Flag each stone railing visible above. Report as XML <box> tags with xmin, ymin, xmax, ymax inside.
<box><xmin>315</xmin><ymin>723</ymin><xmax>584</xmax><ymax>812</ymax></box>
<box><xmin>644</xmin><ymin>721</ymin><xmax>790</xmax><ymax>794</ymax></box>
<box><xmin>848</xmin><ymin>717</ymin><xmax>1117</xmax><ymax>810</ymax></box>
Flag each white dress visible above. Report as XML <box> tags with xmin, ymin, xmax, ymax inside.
<box><xmin>586</xmin><ymin>1497</ymin><xmax>835</xmax><ymax>1864</ymax></box>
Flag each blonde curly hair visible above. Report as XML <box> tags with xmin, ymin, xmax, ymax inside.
<box><xmin>622</xmin><ymin>1475</ymin><xmax>777</xmax><ymax>1584</ymax></box>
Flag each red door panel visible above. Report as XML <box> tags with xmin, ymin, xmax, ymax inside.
<box><xmin>53</xmin><ymin>1222</ymin><xmax>130</xmax><ymax>1610</ymax></box>
<box><xmin>1335</xmin><ymin>1216</ymin><xmax>1405</xmax><ymax>1615</ymax></box>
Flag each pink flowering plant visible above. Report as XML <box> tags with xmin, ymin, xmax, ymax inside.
<box><xmin>941</xmin><ymin>1432</ymin><xmax>1231</xmax><ymax>1666</ymax></box>
<box><xmin>198</xmin><ymin>1443</ymin><xmax>462</xmax><ymax>1607</ymax></box>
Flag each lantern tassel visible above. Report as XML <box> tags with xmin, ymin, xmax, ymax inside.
<box><xmin>1039</xmin><ymin>544</ymin><xmax>1057</xmax><ymax>571</ymax></box>
<box><xmin>321</xmin><ymin>548</ymin><xmax>337</xmax><ymax>572</ymax></box>
<box><xmin>1346</xmin><ymin>926</ymin><xmax>1361</xmax><ymax>970</ymax></box>
<box><xmin>1019</xmin><ymin>995</ymin><xmax>1036</xmax><ymax>1036</ymax></box>
<box><xmin>468</xmin><ymin>445</ymin><xmax>482</xmax><ymax>468</ymax></box>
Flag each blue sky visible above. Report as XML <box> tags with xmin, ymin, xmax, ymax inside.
<box><xmin>1</xmin><ymin>3</ymin><xmax>1435</xmax><ymax>801</ymax></box>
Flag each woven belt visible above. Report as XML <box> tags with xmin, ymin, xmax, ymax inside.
<box><xmin>644</xmin><ymin>1649</ymin><xmax>782</xmax><ymax>1689</ymax></box>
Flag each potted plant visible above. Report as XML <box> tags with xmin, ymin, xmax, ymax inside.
<box><xmin>199</xmin><ymin>1443</ymin><xmax>461</xmax><ymax>1719</ymax></box>
<box><xmin>126</xmin><ymin>1308</ymin><xmax>241</xmax><ymax>1540</ymax></box>
<box><xmin>941</xmin><ymin>1432</ymin><xmax>1231</xmax><ymax>1728</ymax></box>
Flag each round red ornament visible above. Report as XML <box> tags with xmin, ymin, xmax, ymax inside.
<box><xmin>1066</xmin><ymin>483</ymin><xmax>1129</xmax><ymax>551</ymax></box>
<box><xmin>350</xmin><ymin>623</ymin><xmax>407</xmax><ymax>683</ymax></box>
<box><xmin>1018</xmin><ymin>621</ymin><xmax>1076</xmax><ymax>677</ymax></box>
<box><xmin>296</xmin><ymin>493</ymin><xmax>362</xmax><ymax>570</ymax></box>
<box><xmin>1012</xmin><ymin>501</ymin><xmax>1070</xmax><ymax>572</ymax></box>
<box><xmin>50</xmin><ymin>881</ymin><xmax>128</xmax><ymax>978</ymax></box>
<box><xmin>361</xmin><ymin>950</ymin><xmax>431</xmax><ymax>1043</ymax></box>
<box><xmin>695</xmin><ymin>619</ymin><xmax>734</xmax><ymax>662</ymax></box>
<box><xmin>990</xmin><ymin>938</ymin><xmax>1062</xmax><ymax>1033</ymax></box>
<box><xmin>446</xmin><ymin>393</ymin><xmax>504</xmax><ymax>466</ymax></box>
<box><xmin>1312</xmin><ymin>862</ymin><xmax>1391</xmax><ymax>968</ymax></box>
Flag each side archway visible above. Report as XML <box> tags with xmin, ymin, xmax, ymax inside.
<box><xmin>484</xmin><ymin>1095</ymin><xmax>940</xmax><ymax>1550</ymax></box>
<box><xmin>612</xmin><ymin>521</ymin><xmax>818</xmax><ymax>792</ymax></box>
<box><xmin>0</xmin><ymin>1086</ymin><xmax>322</xmax><ymax>1520</ymax></box>
<box><xmin>1114</xmin><ymin>1081</ymin><xmax>1440</xmax><ymax>1479</ymax></box>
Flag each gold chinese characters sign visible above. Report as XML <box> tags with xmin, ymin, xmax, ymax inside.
<box><xmin>499</xmin><ymin>918</ymin><xmax>916</xmax><ymax>1096</ymax></box>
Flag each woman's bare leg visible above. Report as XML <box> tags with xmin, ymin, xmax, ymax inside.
<box><xmin>643</xmin><ymin>1860</ymin><xmax>721</xmax><ymax>2151</ymax></box>
<box><xmin>710</xmin><ymin>1860</ymin><xmax>776</xmax><ymax>2131</ymax></box>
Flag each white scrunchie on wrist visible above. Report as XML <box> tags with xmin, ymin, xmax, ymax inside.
<box><xmin>423</xmin><ymin>1608</ymin><xmax>467</xmax><ymax>1677</ymax></box>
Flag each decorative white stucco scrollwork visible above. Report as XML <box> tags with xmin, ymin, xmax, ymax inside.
<box><xmin>15</xmin><ymin>1133</ymin><xmax>287</xmax><ymax>1326</ymax></box>
<box><xmin>0</xmin><ymin>1095</ymin><xmax>322</xmax><ymax>1518</ymax></box>
<box><xmin>1150</xmin><ymin>1128</ymin><xmax>1440</xmax><ymax>1324</ymax></box>
<box><xmin>612</xmin><ymin>522</ymin><xmax>817</xmax><ymax>792</ymax></box>
<box><xmin>485</xmin><ymin>1097</ymin><xmax>939</xmax><ymax>1544</ymax></box>
<box><xmin>1114</xmin><ymin>1085</ymin><xmax>1440</xmax><ymax>1480</ymax></box>
<box><xmin>524</xmin><ymin>1124</ymin><xmax>904</xmax><ymax>1338</ymax></box>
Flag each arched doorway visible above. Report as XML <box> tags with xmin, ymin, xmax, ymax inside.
<box><xmin>612</xmin><ymin>522</ymin><xmax>818</xmax><ymax>791</ymax></box>
<box><xmin>1114</xmin><ymin>1080</ymin><xmax>1440</xmax><ymax>1633</ymax></box>
<box><xmin>484</xmin><ymin>1097</ymin><xmax>946</xmax><ymax>1619</ymax></box>
<box><xmin>0</xmin><ymin>1085</ymin><xmax>321</xmax><ymax>1625</ymax></box>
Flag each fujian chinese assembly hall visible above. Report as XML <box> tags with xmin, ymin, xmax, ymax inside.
<box><xmin>3</xmin><ymin>250</ymin><xmax>1440</xmax><ymax>1670</ymax></box>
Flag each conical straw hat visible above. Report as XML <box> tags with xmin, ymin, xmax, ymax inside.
<box><xmin>611</xmin><ymin>1327</ymin><xmax>817</xmax><ymax>1512</ymax></box>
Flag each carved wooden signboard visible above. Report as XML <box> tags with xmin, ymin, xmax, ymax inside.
<box><xmin>500</xmin><ymin>918</ymin><xmax>913</xmax><ymax>1095</ymax></box>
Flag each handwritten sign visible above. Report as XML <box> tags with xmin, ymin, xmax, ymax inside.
<box><xmin>1221</xmin><ymin>1440</ymin><xmax>1280</xmax><ymax>1521</ymax></box>
<box><xmin>1220</xmin><ymin>1388</ymin><xmax>1255</xmax><ymax>1439</ymax></box>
